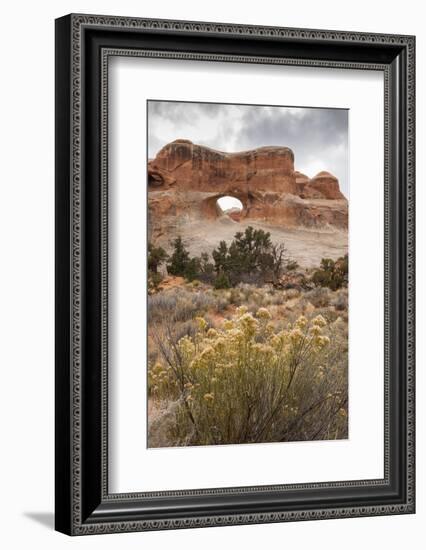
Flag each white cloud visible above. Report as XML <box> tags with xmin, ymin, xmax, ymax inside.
<box><xmin>148</xmin><ymin>101</ymin><xmax>349</xmax><ymax>196</ymax></box>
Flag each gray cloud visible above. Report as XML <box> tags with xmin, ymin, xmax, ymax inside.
<box><xmin>148</xmin><ymin>101</ymin><xmax>349</xmax><ymax>197</ymax></box>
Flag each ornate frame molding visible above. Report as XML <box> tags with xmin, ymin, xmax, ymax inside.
<box><xmin>55</xmin><ymin>14</ymin><xmax>415</xmax><ymax>535</ymax></box>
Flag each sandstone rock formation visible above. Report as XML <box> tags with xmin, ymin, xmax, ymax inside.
<box><xmin>303</xmin><ymin>171</ymin><xmax>346</xmax><ymax>200</ymax></box>
<box><xmin>225</xmin><ymin>207</ymin><xmax>244</xmax><ymax>223</ymax></box>
<box><xmin>148</xmin><ymin>139</ymin><xmax>348</xmax><ymax>244</ymax></box>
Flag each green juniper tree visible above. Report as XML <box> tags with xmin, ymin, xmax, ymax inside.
<box><xmin>312</xmin><ymin>254</ymin><xmax>348</xmax><ymax>290</ymax></box>
<box><xmin>184</xmin><ymin>257</ymin><xmax>201</xmax><ymax>282</ymax></box>
<box><xmin>167</xmin><ymin>236</ymin><xmax>190</xmax><ymax>276</ymax></box>
<box><xmin>212</xmin><ymin>226</ymin><xmax>287</xmax><ymax>285</ymax></box>
<box><xmin>147</xmin><ymin>242</ymin><xmax>168</xmax><ymax>292</ymax></box>
<box><xmin>147</xmin><ymin>243</ymin><xmax>168</xmax><ymax>273</ymax></box>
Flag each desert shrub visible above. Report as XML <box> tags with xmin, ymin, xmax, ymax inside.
<box><xmin>148</xmin><ymin>271</ymin><xmax>164</xmax><ymax>294</ymax></box>
<box><xmin>332</xmin><ymin>289</ymin><xmax>348</xmax><ymax>311</ymax></box>
<box><xmin>148</xmin><ymin>361</ymin><xmax>178</xmax><ymax>403</ymax></box>
<box><xmin>148</xmin><ymin>288</ymin><xmax>217</xmax><ymax>323</ymax></box>
<box><xmin>212</xmin><ymin>226</ymin><xmax>288</xmax><ymax>285</ymax></box>
<box><xmin>283</xmin><ymin>288</ymin><xmax>300</xmax><ymax>300</ymax></box>
<box><xmin>210</xmin><ymin>291</ymin><xmax>230</xmax><ymax>313</ymax></box>
<box><xmin>311</xmin><ymin>255</ymin><xmax>348</xmax><ymax>290</ymax></box>
<box><xmin>148</xmin><ymin>347</ymin><xmax>159</xmax><ymax>365</ymax></box>
<box><xmin>149</xmin><ymin>308</ymin><xmax>348</xmax><ymax>446</ymax></box>
<box><xmin>268</xmin><ymin>290</ymin><xmax>287</xmax><ymax>306</ymax></box>
<box><xmin>227</xmin><ymin>287</ymin><xmax>242</xmax><ymax>305</ymax></box>
<box><xmin>235</xmin><ymin>283</ymin><xmax>254</xmax><ymax>302</ymax></box>
<box><xmin>305</xmin><ymin>287</ymin><xmax>332</xmax><ymax>308</ymax></box>
<box><xmin>231</xmin><ymin>283</ymin><xmax>284</xmax><ymax>308</ymax></box>
<box><xmin>214</xmin><ymin>271</ymin><xmax>231</xmax><ymax>289</ymax></box>
<box><xmin>275</xmin><ymin>270</ymin><xmax>311</xmax><ymax>291</ymax></box>
<box><xmin>148</xmin><ymin>292</ymin><xmax>178</xmax><ymax>322</ymax></box>
<box><xmin>237</xmin><ymin>271</ymin><xmax>265</xmax><ymax>286</ymax></box>
<box><xmin>314</xmin><ymin>307</ymin><xmax>340</xmax><ymax>324</ymax></box>
<box><xmin>286</xmin><ymin>260</ymin><xmax>299</xmax><ymax>271</ymax></box>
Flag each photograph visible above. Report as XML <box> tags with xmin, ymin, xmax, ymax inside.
<box><xmin>147</xmin><ymin>100</ymin><xmax>349</xmax><ymax>448</ymax></box>
<box><xmin>51</xmin><ymin>9</ymin><xmax>414</xmax><ymax>538</ymax></box>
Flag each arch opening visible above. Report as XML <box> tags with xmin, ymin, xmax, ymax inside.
<box><xmin>216</xmin><ymin>196</ymin><xmax>244</xmax><ymax>221</ymax></box>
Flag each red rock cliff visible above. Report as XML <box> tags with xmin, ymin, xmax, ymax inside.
<box><xmin>147</xmin><ymin>140</ymin><xmax>348</xmax><ymax>239</ymax></box>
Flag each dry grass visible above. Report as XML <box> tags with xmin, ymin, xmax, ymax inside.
<box><xmin>148</xmin><ymin>290</ymin><xmax>348</xmax><ymax>447</ymax></box>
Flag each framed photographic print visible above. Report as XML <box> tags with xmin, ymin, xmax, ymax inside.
<box><xmin>55</xmin><ymin>14</ymin><xmax>415</xmax><ymax>535</ymax></box>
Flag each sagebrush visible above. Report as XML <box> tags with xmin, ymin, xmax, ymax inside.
<box><xmin>148</xmin><ymin>307</ymin><xmax>348</xmax><ymax>446</ymax></box>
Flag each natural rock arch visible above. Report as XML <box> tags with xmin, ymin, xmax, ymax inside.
<box><xmin>147</xmin><ymin>139</ymin><xmax>348</xmax><ymax>242</ymax></box>
<box><xmin>201</xmin><ymin>193</ymin><xmax>247</xmax><ymax>221</ymax></box>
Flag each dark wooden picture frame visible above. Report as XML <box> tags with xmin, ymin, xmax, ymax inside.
<box><xmin>55</xmin><ymin>13</ymin><xmax>415</xmax><ymax>535</ymax></box>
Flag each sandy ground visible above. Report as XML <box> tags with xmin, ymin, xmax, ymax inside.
<box><xmin>158</xmin><ymin>216</ymin><xmax>348</xmax><ymax>268</ymax></box>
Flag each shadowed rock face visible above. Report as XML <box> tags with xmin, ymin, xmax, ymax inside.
<box><xmin>147</xmin><ymin>140</ymin><xmax>348</xmax><ymax>242</ymax></box>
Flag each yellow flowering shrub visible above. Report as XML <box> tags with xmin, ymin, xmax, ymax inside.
<box><xmin>148</xmin><ymin>309</ymin><xmax>348</xmax><ymax>446</ymax></box>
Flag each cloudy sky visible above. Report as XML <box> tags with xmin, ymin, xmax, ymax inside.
<box><xmin>148</xmin><ymin>101</ymin><xmax>349</xmax><ymax>197</ymax></box>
